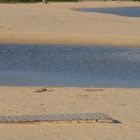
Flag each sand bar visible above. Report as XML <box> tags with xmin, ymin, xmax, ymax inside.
<box><xmin>0</xmin><ymin>1</ymin><xmax>140</xmax><ymax>46</ymax></box>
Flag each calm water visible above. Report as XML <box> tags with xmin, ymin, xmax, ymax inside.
<box><xmin>80</xmin><ymin>7</ymin><xmax>140</xmax><ymax>17</ymax></box>
<box><xmin>0</xmin><ymin>44</ymin><xmax>140</xmax><ymax>87</ymax></box>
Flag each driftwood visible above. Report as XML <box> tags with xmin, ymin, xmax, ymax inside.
<box><xmin>35</xmin><ymin>87</ymin><xmax>55</xmax><ymax>93</ymax></box>
<box><xmin>85</xmin><ymin>89</ymin><xmax>104</xmax><ymax>92</ymax></box>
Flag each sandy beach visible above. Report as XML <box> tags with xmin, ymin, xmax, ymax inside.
<box><xmin>0</xmin><ymin>1</ymin><xmax>140</xmax><ymax>140</ymax></box>
<box><xmin>0</xmin><ymin>1</ymin><xmax>140</xmax><ymax>46</ymax></box>
<box><xmin>0</xmin><ymin>86</ymin><xmax>140</xmax><ymax>140</ymax></box>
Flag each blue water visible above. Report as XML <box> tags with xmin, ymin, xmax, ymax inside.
<box><xmin>80</xmin><ymin>7</ymin><xmax>140</xmax><ymax>17</ymax></box>
<box><xmin>0</xmin><ymin>44</ymin><xmax>140</xmax><ymax>87</ymax></box>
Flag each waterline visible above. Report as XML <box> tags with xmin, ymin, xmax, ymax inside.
<box><xmin>80</xmin><ymin>7</ymin><xmax>140</xmax><ymax>17</ymax></box>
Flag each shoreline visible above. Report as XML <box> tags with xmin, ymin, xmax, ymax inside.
<box><xmin>1</xmin><ymin>84</ymin><xmax>140</xmax><ymax>88</ymax></box>
<box><xmin>1</xmin><ymin>36</ymin><xmax>140</xmax><ymax>48</ymax></box>
<box><xmin>1</xmin><ymin>33</ymin><xmax>140</xmax><ymax>48</ymax></box>
<box><xmin>0</xmin><ymin>1</ymin><xmax>140</xmax><ymax>47</ymax></box>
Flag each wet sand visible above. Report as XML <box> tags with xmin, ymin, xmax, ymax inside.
<box><xmin>0</xmin><ymin>86</ymin><xmax>140</xmax><ymax>140</ymax></box>
<box><xmin>0</xmin><ymin>1</ymin><xmax>140</xmax><ymax>46</ymax></box>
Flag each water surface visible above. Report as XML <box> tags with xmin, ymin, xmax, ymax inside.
<box><xmin>0</xmin><ymin>44</ymin><xmax>140</xmax><ymax>87</ymax></box>
<box><xmin>80</xmin><ymin>7</ymin><xmax>140</xmax><ymax>17</ymax></box>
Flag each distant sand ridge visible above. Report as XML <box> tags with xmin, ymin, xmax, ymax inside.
<box><xmin>0</xmin><ymin>1</ymin><xmax>140</xmax><ymax>46</ymax></box>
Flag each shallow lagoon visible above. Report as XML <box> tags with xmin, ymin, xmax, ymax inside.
<box><xmin>0</xmin><ymin>44</ymin><xmax>140</xmax><ymax>87</ymax></box>
<box><xmin>80</xmin><ymin>7</ymin><xmax>140</xmax><ymax>17</ymax></box>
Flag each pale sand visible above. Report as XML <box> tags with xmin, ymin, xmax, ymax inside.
<box><xmin>0</xmin><ymin>2</ymin><xmax>140</xmax><ymax>140</ymax></box>
<box><xmin>0</xmin><ymin>1</ymin><xmax>140</xmax><ymax>46</ymax></box>
<box><xmin>0</xmin><ymin>86</ymin><xmax>140</xmax><ymax>140</ymax></box>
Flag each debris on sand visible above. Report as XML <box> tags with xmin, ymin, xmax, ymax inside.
<box><xmin>34</xmin><ymin>87</ymin><xmax>55</xmax><ymax>93</ymax></box>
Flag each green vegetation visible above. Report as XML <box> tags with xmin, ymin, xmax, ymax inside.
<box><xmin>0</xmin><ymin>0</ymin><xmax>79</xmax><ymax>3</ymax></box>
<box><xmin>0</xmin><ymin>0</ymin><xmax>38</xmax><ymax>3</ymax></box>
<box><xmin>0</xmin><ymin>0</ymin><xmax>139</xmax><ymax>3</ymax></box>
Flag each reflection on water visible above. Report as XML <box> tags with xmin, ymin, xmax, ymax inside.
<box><xmin>0</xmin><ymin>44</ymin><xmax>140</xmax><ymax>87</ymax></box>
<box><xmin>80</xmin><ymin>7</ymin><xmax>140</xmax><ymax>17</ymax></box>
